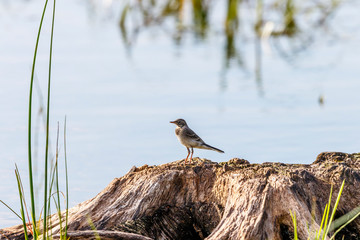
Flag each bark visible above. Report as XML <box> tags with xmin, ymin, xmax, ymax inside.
<box><xmin>53</xmin><ymin>230</ymin><xmax>153</xmax><ymax>240</ymax></box>
<box><xmin>1</xmin><ymin>152</ymin><xmax>360</xmax><ymax>240</ymax></box>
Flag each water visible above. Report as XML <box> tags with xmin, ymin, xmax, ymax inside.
<box><xmin>0</xmin><ymin>0</ymin><xmax>360</xmax><ymax>228</ymax></box>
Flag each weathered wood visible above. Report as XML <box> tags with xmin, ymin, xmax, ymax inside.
<box><xmin>53</xmin><ymin>230</ymin><xmax>153</xmax><ymax>240</ymax></box>
<box><xmin>2</xmin><ymin>152</ymin><xmax>360</xmax><ymax>240</ymax></box>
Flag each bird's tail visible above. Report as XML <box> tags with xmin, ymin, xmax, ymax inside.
<box><xmin>202</xmin><ymin>143</ymin><xmax>224</xmax><ymax>153</ymax></box>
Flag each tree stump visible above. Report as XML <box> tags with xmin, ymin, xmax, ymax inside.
<box><xmin>1</xmin><ymin>152</ymin><xmax>360</xmax><ymax>240</ymax></box>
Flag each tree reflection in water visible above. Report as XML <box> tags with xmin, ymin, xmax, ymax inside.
<box><xmin>89</xmin><ymin>0</ymin><xmax>343</xmax><ymax>94</ymax></box>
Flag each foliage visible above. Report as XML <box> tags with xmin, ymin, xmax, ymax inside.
<box><xmin>0</xmin><ymin>0</ymin><xmax>70</xmax><ymax>239</ymax></box>
<box><xmin>290</xmin><ymin>180</ymin><xmax>360</xmax><ymax>240</ymax></box>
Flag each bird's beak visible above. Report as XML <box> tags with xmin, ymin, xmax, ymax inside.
<box><xmin>170</xmin><ymin>121</ymin><xmax>175</xmax><ymax>124</ymax></box>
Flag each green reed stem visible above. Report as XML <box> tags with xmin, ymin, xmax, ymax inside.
<box><xmin>87</xmin><ymin>217</ymin><xmax>101</xmax><ymax>240</ymax></box>
<box><xmin>46</xmin><ymin>158</ymin><xmax>58</xmax><ymax>238</ymax></box>
<box><xmin>15</xmin><ymin>165</ymin><xmax>35</xmax><ymax>236</ymax></box>
<box><xmin>290</xmin><ymin>210</ymin><xmax>298</xmax><ymax>240</ymax></box>
<box><xmin>15</xmin><ymin>168</ymin><xmax>29</xmax><ymax>240</ymax></box>
<box><xmin>321</xmin><ymin>185</ymin><xmax>333</xmax><ymax>240</ymax></box>
<box><xmin>43</xmin><ymin>0</ymin><xmax>56</xmax><ymax>237</ymax></box>
<box><xmin>0</xmin><ymin>200</ymin><xmax>22</xmax><ymax>220</ymax></box>
<box><xmin>55</xmin><ymin>122</ymin><xmax>64</xmax><ymax>237</ymax></box>
<box><xmin>316</xmin><ymin>203</ymin><xmax>328</xmax><ymax>239</ymax></box>
<box><xmin>330</xmin><ymin>207</ymin><xmax>360</xmax><ymax>239</ymax></box>
<box><xmin>64</xmin><ymin>116</ymin><xmax>69</xmax><ymax>239</ymax></box>
<box><xmin>29</xmin><ymin>1</ymin><xmax>49</xmax><ymax>238</ymax></box>
<box><xmin>324</xmin><ymin>180</ymin><xmax>345</xmax><ymax>238</ymax></box>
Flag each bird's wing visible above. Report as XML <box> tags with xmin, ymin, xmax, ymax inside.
<box><xmin>184</xmin><ymin>127</ymin><xmax>204</xmax><ymax>143</ymax></box>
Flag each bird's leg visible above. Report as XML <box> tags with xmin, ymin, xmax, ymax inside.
<box><xmin>185</xmin><ymin>147</ymin><xmax>190</xmax><ymax>164</ymax></box>
<box><xmin>189</xmin><ymin>148</ymin><xmax>194</xmax><ymax>163</ymax></box>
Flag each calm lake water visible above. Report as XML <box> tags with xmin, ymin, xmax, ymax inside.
<box><xmin>1</xmin><ymin>0</ymin><xmax>360</xmax><ymax>228</ymax></box>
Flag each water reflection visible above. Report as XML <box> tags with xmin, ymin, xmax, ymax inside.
<box><xmin>117</xmin><ymin>0</ymin><xmax>342</xmax><ymax>94</ymax></box>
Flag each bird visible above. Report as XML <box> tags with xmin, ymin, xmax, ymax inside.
<box><xmin>170</xmin><ymin>118</ymin><xmax>224</xmax><ymax>164</ymax></box>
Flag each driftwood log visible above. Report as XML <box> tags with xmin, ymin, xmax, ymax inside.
<box><xmin>1</xmin><ymin>152</ymin><xmax>360</xmax><ymax>240</ymax></box>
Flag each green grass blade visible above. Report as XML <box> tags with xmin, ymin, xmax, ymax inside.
<box><xmin>29</xmin><ymin>1</ymin><xmax>50</xmax><ymax>238</ymax></box>
<box><xmin>324</xmin><ymin>180</ymin><xmax>345</xmax><ymax>237</ymax></box>
<box><xmin>0</xmin><ymin>200</ymin><xmax>22</xmax><ymax>220</ymax></box>
<box><xmin>16</xmin><ymin>165</ymin><xmax>35</xmax><ymax>236</ymax></box>
<box><xmin>87</xmin><ymin>217</ymin><xmax>101</xmax><ymax>240</ymax></box>
<box><xmin>290</xmin><ymin>210</ymin><xmax>298</xmax><ymax>240</ymax></box>
<box><xmin>330</xmin><ymin>206</ymin><xmax>360</xmax><ymax>233</ymax></box>
<box><xmin>46</xmin><ymin>160</ymin><xmax>58</xmax><ymax>240</ymax></box>
<box><xmin>316</xmin><ymin>203</ymin><xmax>328</xmax><ymax>240</ymax></box>
<box><xmin>43</xmin><ymin>0</ymin><xmax>57</xmax><ymax>237</ymax></box>
<box><xmin>64</xmin><ymin>116</ymin><xmax>69</xmax><ymax>239</ymax></box>
<box><xmin>322</xmin><ymin>185</ymin><xmax>333</xmax><ymax>240</ymax></box>
<box><xmin>46</xmin><ymin>156</ymin><xmax>58</xmax><ymax>237</ymax></box>
<box><xmin>15</xmin><ymin>169</ymin><xmax>29</xmax><ymax>240</ymax></box>
<box><xmin>52</xmin><ymin>194</ymin><xmax>63</xmax><ymax>239</ymax></box>
<box><xmin>15</xmin><ymin>165</ymin><xmax>37</xmax><ymax>237</ymax></box>
<box><xmin>329</xmin><ymin>207</ymin><xmax>360</xmax><ymax>240</ymax></box>
<box><xmin>54</xmin><ymin>122</ymin><xmax>64</xmax><ymax>237</ymax></box>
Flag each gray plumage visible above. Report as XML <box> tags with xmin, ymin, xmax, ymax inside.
<box><xmin>170</xmin><ymin>118</ymin><xmax>224</xmax><ymax>163</ymax></box>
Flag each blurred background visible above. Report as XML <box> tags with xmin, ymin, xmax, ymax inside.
<box><xmin>1</xmin><ymin>0</ymin><xmax>360</xmax><ymax>228</ymax></box>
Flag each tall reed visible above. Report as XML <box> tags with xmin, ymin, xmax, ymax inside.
<box><xmin>0</xmin><ymin>0</ymin><xmax>69</xmax><ymax>238</ymax></box>
<box><xmin>15</xmin><ymin>0</ymin><xmax>68</xmax><ymax>239</ymax></box>
<box><xmin>28</xmin><ymin>0</ymin><xmax>50</xmax><ymax>237</ymax></box>
<box><xmin>43</xmin><ymin>0</ymin><xmax>56</xmax><ymax>235</ymax></box>
<box><xmin>64</xmin><ymin>116</ymin><xmax>69</xmax><ymax>239</ymax></box>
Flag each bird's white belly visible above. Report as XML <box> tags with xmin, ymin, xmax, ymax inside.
<box><xmin>177</xmin><ymin>135</ymin><xmax>200</xmax><ymax>148</ymax></box>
